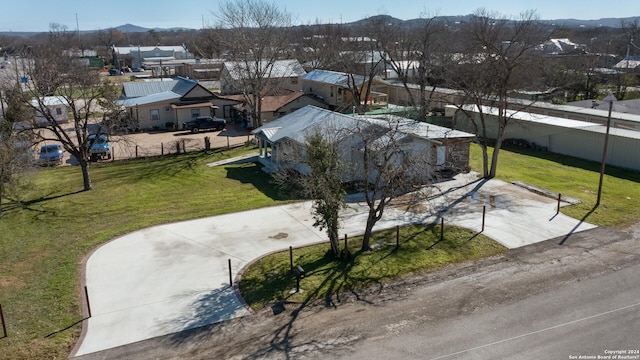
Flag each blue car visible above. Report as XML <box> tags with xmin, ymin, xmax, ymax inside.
<box><xmin>39</xmin><ymin>144</ymin><xmax>64</xmax><ymax>166</ymax></box>
<box><xmin>88</xmin><ymin>134</ymin><xmax>111</xmax><ymax>161</ymax></box>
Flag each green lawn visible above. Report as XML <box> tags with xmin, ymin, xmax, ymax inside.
<box><xmin>240</xmin><ymin>225</ymin><xmax>505</xmax><ymax>310</ymax></box>
<box><xmin>472</xmin><ymin>144</ymin><xmax>640</xmax><ymax>228</ymax></box>
<box><xmin>0</xmin><ymin>146</ymin><xmax>292</xmax><ymax>360</ymax></box>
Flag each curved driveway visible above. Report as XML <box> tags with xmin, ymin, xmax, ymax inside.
<box><xmin>73</xmin><ymin>173</ymin><xmax>595</xmax><ymax>356</ymax></box>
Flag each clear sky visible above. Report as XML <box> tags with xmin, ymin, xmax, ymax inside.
<box><xmin>1</xmin><ymin>0</ymin><xmax>638</xmax><ymax>32</ymax></box>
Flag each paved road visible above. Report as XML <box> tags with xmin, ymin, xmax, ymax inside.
<box><xmin>72</xmin><ymin>172</ymin><xmax>596</xmax><ymax>356</ymax></box>
<box><xmin>335</xmin><ymin>263</ymin><xmax>640</xmax><ymax>360</ymax></box>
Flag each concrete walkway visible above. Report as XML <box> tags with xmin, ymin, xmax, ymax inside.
<box><xmin>72</xmin><ymin>173</ymin><xmax>595</xmax><ymax>356</ymax></box>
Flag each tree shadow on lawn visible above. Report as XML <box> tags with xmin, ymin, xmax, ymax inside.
<box><xmin>225</xmin><ymin>162</ymin><xmax>296</xmax><ymax>201</ymax></box>
<box><xmin>502</xmin><ymin>145</ymin><xmax>640</xmax><ymax>183</ymax></box>
<box><xmin>0</xmin><ymin>189</ymin><xmax>85</xmax><ymax>219</ymax></box>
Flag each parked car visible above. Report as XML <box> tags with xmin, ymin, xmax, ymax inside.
<box><xmin>39</xmin><ymin>144</ymin><xmax>64</xmax><ymax>166</ymax></box>
<box><xmin>87</xmin><ymin>134</ymin><xmax>111</xmax><ymax>161</ymax></box>
<box><xmin>108</xmin><ymin>68</ymin><xmax>122</xmax><ymax>76</ymax></box>
<box><xmin>182</xmin><ymin>116</ymin><xmax>226</xmax><ymax>133</ymax></box>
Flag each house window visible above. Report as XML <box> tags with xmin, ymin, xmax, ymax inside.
<box><xmin>150</xmin><ymin>109</ymin><xmax>160</xmax><ymax>121</ymax></box>
<box><xmin>191</xmin><ymin>109</ymin><xmax>200</xmax><ymax>118</ymax></box>
<box><xmin>436</xmin><ymin>146</ymin><xmax>446</xmax><ymax>166</ymax></box>
<box><xmin>55</xmin><ymin>108</ymin><xmax>62</xmax><ymax>115</ymax></box>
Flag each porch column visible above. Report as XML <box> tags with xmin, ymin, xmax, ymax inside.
<box><xmin>259</xmin><ymin>138</ymin><xmax>264</xmax><ymax>157</ymax></box>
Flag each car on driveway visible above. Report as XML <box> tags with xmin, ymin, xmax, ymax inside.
<box><xmin>183</xmin><ymin>116</ymin><xmax>226</xmax><ymax>133</ymax></box>
<box><xmin>39</xmin><ymin>144</ymin><xmax>64</xmax><ymax>166</ymax></box>
<box><xmin>88</xmin><ymin>134</ymin><xmax>111</xmax><ymax>161</ymax></box>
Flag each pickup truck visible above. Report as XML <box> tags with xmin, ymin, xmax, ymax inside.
<box><xmin>183</xmin><ymin>116</ymin><xmax>226</xmax><ymax>133</ymax></box>
<box><xmin>88</xmin><ymin>134</ymin><xmax>111</xmax><ymax>161</ymax></box>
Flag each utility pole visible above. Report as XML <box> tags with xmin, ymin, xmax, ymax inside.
<box><xmin>596</xmin><ymin>94</ymin><xmax>617</xmax><ymax>207</ymax></box>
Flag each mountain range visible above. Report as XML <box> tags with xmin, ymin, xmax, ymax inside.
<box><xmin>2</xmin><ymin>15</ymin><xmax>639</xmax><ymax>36</ymax></box>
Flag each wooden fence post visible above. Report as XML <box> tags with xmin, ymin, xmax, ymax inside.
<box><xmin>0</xmin><ymin>303</ymin><xmax>7</xmax><ymax>337</ymax></box>
<box><xmin>289</xmin><ymin>246</ymin><xmax>293</xmax><ymax>271</ymax></box>
<box><xmin>84</xmin><ymin>286</ymin><xmax>92</xmax><ymax>318</ymax></box>
<box><xmin>228</xmin><ymin>259</ymin><xmax>233</xmax><ymax>287</ymax></box>
<box><xmin>482</xmin><ymin>206</ymin><xmax>486</xmax><ymax>232</ymax></box>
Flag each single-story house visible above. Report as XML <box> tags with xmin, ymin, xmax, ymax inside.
<box><xmin>117</xmin><ymin>77</ymin><xmax>240</xmax><ymax>130</ymax></box>
<box><xmin>299</xmin><ymin>69</ymin><xmax>388</xmax><ymax>111</ymax></box>
<box><xmin>220</xmin><ymin>59</ymin><xmax>306</xmax><ymax>95</ymax></box>
<box><xmin>251</xmin><ymin>105</ymin><xmax>474</xmax><ymax>182</ymax></box>
<box><xmin>30</xmin><ymin>96</ymin><xmax>69</xmax><ymax>126</ymax></box>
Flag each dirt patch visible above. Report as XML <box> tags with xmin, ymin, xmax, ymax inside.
<box><xmin>0</xmin><ymin>275</ymin><xmax>25</xmax><ymax>289</ymax></box>
<box><xmin>269</xmin><ymin>232</ymin><xmax>289</xmax><ymax>239</ymax></box>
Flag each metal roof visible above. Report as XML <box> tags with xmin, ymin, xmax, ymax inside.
<box><xmin>121</xmin><ymin>77</ymin><xmax>200</xmax><ymax>98</ymax></box>
<box><xmin>117</xmin><ymin>91</ymin><xmax>181</xmax><ymax>107</ymax></box>
<box><xmin>30</xmin><ymin>96</ymin><xmax>69</xmax><ymax>107</ymax></box>
<box><xmin>300</xmin><ymin>69</ymin><xmax>366</xmax><ymax>87</ymax></box>
<box><xmin>223</xmin><ymin>59</ymin><xmax>306</xmax><ymax>80</ymax></box>
<box><xmin>113</xmin><ymin>45</ymin><xmax>187</xmax><ymax>55</ymax></box>
<box><xmin>253</xmin><ymin>106</ymin><xmax>474</xmax><ymax>145</ymax></box>
<box><xmin>455</xmin><ymin>104</ymin><xmax>640</xmax><ymax>140</ymax></box>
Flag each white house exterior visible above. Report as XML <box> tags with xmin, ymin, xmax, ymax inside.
<box><xmin>30</xmin><ymin>96</ymin><xmax>69</xmax><ymax>126</ymax></box>
<box><xmin>251</xmin><ymin>106</ymin><xmax>474</xmax><ymax>181</ymax></box>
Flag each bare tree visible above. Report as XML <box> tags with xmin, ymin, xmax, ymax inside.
<box><xmin>294</xmin><ymin>22</ymin><xmax>351</xmax><ymax>70</ymax></box>
<box><xmin>444</xmin><ymin>9</ymin><xmax>549</xmax><ymax>178</ymax></box>
<box><xmin>274</xmin><ymin>131</ymin><xmax>347</xmax><ymax>257</ymax></box>
<box><xmin>16</xmin><ymin>38</ymin><xmax>121</xmax><ymax>191</ymax></box>
<box><xmin>213</xmin><ymin>0</ymin><xmax>293</xmax><ymax>128</ymax></box>
<box><xmin>349</xmin><ymin>116</ymin><xmax>432</xmax><ymax>251</ymax></box>
<box><xmin>370</xmin><ymin>14</ymin><xmax>447</xmax><ymax>120</ymax></box>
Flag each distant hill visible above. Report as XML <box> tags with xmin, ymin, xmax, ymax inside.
<box><xmin>113</xmin><ymin>23</ymin><xmax>195</xmax><ymax>33</ymax></box>
<box><xmin>541</xmin><ymin>16</ymin><xmax>640</xmax><ymax>28</ymax></box>
<box><xmin>1</xmin><ymin>15</ymin><xmax>639</xmax><ymax>37</ymax></box>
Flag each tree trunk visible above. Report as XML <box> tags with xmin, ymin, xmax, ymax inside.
<box><xmin>489</xmin><ymin>138</ymin><xmax>503</xmax><ymax>179</ymax></box>
<box><xmin>328</xmin><ymin>226</ymin><xmax>340</xmax><ymax>257</ymax></box>
<box><xmin>480</xmin><ymin>143</ymin><xmax>490</xmax><ymax>178</ymax></box>
<box><xmin>80</xmin><ymin>161</ymin><xmax>92</xmax><ymax>191</ymax></box>
<box><xmin>361</xmin><ymin>212</ymin><xmax>377</xmax><ymax>251</ymax></box>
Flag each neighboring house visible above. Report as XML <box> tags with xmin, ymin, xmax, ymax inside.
<box><xmin>538</xmin><ymin>38</ymin><xmax>586</xmax><ymax>55</ymax></box>
<box><xmin>117</xmin><ymin>77</ymin><xmax>239</xmax><ymax>130</ymax></box>
<box><xmin>30</xmin><ymin>96</ymin><xmax>69</xmax><ymax>126</ymax></box>
<box><xmin>112</xmin><ymin>45</ymin><xmax>194</xmax><ymax>69</ymax></box>
<box><xmin>251</xmin><ymin>105</ymin><xmax>473</xmax><ymax>181</ymax></box>
<box><xmin>219</xmin><ymin>59</ymin><xmax>306</xmax><ymax>95</ymax></box>
<box><xmin>222</xmin><ymin>91</ymin><xmax>330</xmax><ymax>126</ymax></box>
<box><xmin>299</xmin><ymin>69</ymin><xmax>388</xmax><ymax>112</ymax></box>
<box><xmin>613</xmin><ymin>56</ymin><xmax>640</xmax><ymax>73</ymax></box>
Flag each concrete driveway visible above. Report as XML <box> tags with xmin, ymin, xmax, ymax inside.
<box><xmin>72</xmin><ymin>172</ymin><xmax>595</xmax><ymax>356</ymax></box>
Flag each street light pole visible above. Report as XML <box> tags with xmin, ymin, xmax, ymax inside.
<box><xmin>596</xmin><ymin>94</ymin><xmax>617</xmax><ymax>207</ymax></box>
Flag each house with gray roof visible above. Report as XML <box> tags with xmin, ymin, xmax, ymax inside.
<box><xmin>251</xmin><ymin>105</ymin><xmax>474</xmax><ymax>181</ymax></box>
<box><xmin>220</xmin><ymin>59</ymin><xmax>306</xmax><ymax>95</ymax></box>
<box><xmin>117</xmin><ymin>77</ymin><xmax>239</xmax><ymax>130</ymax></box>
<box><xmin>300</xmin><ymin>69</ymin><xmax>389</xmax><ymax>111</ymax></box>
